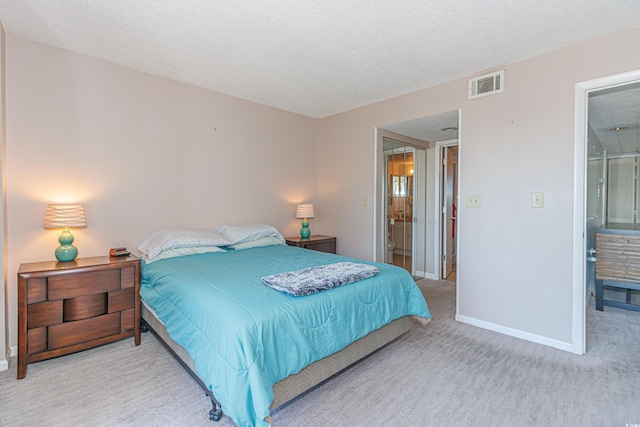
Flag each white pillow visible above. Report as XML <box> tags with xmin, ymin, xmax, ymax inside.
<box><xmin>228</xmin><ymin>236</ymin><xmax>286</xmax><ymax>250</ymax></box>
<box><xmin>142</xmin><ymin>246</ymin><xmax>226</xmax><ymax>264</ymax></box>
<box><xmin>138</xmin><ymin>229</ymin><xmax>230</xmax><ymax>259</ymax></box>
<box><xmin>216</xmin><ymin>224</ymin><xmax>285</xmax><ymax>245</ymax></box>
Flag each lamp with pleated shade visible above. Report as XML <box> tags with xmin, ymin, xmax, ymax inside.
<box><xmin>44</xmin><ymin>204</ymin><xmax>87</xmax><ymax>262</ymax></box>
<box><xmin>295</xmin><ymin>204</ymin><xmax>315</xmax><ymax>238</ymax></box>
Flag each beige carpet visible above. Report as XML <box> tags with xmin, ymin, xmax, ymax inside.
<box><xmin>1</xmin><ymin>279</ymin><xmax>639</xmax><ymax>427</ymax></box>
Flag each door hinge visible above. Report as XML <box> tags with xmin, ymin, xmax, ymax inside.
<box><xmin>442</xmin><ymin>254</ymin><xmax>446</xmax><ymax>261</ymax></box>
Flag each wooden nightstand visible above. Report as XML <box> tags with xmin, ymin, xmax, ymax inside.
<box><xmin>17</xmin><ymin>255</ymin><xmax>141</xmax><ymax>379</ymax></box>
<box><xmin>285</xmin><ymin>235</ymin><xmax>336</xmax><ymax>254</ymax></box>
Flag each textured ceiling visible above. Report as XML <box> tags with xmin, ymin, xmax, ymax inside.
<box><xmin>589</xmin><ymin>83</ymin><xmax>640</xmax><ymax>156</ymax></box>
<box><xmin>1</xmin><ymin>0</ymin><xmax>639</xmax><ymax>119</ymax></box>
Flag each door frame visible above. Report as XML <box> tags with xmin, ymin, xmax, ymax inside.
<box><xmin>435</xmin><ymin>139</ymin><xmax>459</xmax><ymax>280</ymax></box>
<box><xmin>573</xmin><ymin>69</ymin><xmax>640</xmax><ymax>355</ymax></box>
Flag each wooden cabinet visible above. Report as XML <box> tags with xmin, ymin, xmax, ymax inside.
<box><xmin>595</xmin><ymin>225</ymin><xmax>640</xmax><ymax>311</ymax></box>
<box><xmin>18</xmin><ymin>256</ymin><xmax>141</xmax><ymax>378</ymax></box>
<box><xmin>285</xmin><ymin>235</ymin><xmax>336</xmax><ymax>254</ymax></box>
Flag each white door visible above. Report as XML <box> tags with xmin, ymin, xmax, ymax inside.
<box><xmin>442</xmin><ymin>146</ymin><xmax>457</xmax><ymax>278</ymax></box>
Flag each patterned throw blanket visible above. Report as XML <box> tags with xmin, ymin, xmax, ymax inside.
<box><xmin>262</xmin><ymin>262</ymin><xmax>380</xmax><ymax>296</ymax></box>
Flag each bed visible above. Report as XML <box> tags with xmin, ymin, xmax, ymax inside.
<box><xmin>138</xmin><ymin>226</ymin><xmax>431</xmax><ymax>427</ymax></box>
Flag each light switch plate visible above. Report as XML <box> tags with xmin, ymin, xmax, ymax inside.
<box><xmin>531</xmin><ymin>192</ymin><xmax>544</xmax><ymax>208</ymax></box>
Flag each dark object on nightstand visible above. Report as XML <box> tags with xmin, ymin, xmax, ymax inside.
<box><xmin>109</xmin><ymin>247</ymin><xmax>130</xmax><ymax>257</ymax></box>
<box><xmin>17</xmin><ymin>255</ymin><xmax>141</xmax><ymax>379</ymax></box>
<box><xmin>285</xmin><ymin>235</ymin><xmax>336</xmax><ymax>254</ymax></box>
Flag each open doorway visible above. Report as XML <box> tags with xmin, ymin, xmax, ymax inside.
<box><xmin>375</xmin><ymin>110</ymin><xmax>460</xmax><ymax>282</ymax></box>
<box><xmin>574</xmin><ymin>70</ymin><xmax>640</xmax><ymax>354</ymax></box>
<box><xmin>585</xmin><ymin>81</ymin><xmax>640</xmax><ymax>302</ymax></box>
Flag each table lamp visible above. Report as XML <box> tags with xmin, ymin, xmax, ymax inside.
<box><xmin>44</xmin><ymin>204</ymin><xmax>87</xmax><ymax>262</ymax></box>
<box><xmin>296</xmin><ymin>204</ymin><xmax>315</xmax><ymax>238</ymax></box>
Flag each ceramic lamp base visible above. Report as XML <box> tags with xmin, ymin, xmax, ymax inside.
<box><xmin>55</xmin><ymin>228</ymin><xmax>78</xmax><ymax>262</ymax></box>
<box><xmin>300</xmin><ymin>218</ymin><xmax>311</xmax><ymax>238</ymax></box>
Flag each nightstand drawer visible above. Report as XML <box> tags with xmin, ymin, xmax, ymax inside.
<box><xmin>28</xmin><ymin>328</ymin><xmax>47</xmax><ymax>354</ymax></box>
<box><xmin>48</xmin><ymin>269</ymin><xmax>121</xmax><ymax>300</ymax></box>
<box><xmin>63</xmin><ymin>293</ymin><xmax>108</xmax><ymax>321</ymax></box>
<box><xmin>27</xmin><ymin>300</ymin><xmax>63</xmax><ymax>328</ymax></box>
<box><xmin>48</xmin><ymin>312</ymin><xmax>121</xmax><ymax>349</ymax></box>
<box><xmin>27</xmin><ymin>278</ymin><xmax>47</xmax><ymax>304</ymax></box>
<box><xmin>121</xmin><ymin>308</ymin><xmax>135</xmax><ymax>331</ymax></box>
<box><xmin>120</xmin><ymin>266</ymin><xmax>135</xmax><ymax>289</ymax></box>
<box><xmin>308</xmin><ymin>241</ymin><xmax>334</xmax><ymax>253</ymax></box>
<box><xmin>108</xmin><ymin>287</ymin><xmax>135</xmax><ymax>312</ymax></box>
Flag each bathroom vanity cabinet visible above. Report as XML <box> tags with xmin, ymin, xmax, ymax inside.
<box><xmin>595</xmin><ymin>224</ymin><xmax>640</xmax><ymax>311</ymax></box>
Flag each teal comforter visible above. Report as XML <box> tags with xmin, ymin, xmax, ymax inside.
<box><xmin>140</xmin><ymin>245</ymin><xmax>430</xmax><ymax>427</ymax></box>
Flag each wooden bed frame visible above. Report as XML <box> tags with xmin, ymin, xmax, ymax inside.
<box><xmin>141</xmin><ymin>303</ymin><xmax>412</xmax><ymax>422</ymax></box>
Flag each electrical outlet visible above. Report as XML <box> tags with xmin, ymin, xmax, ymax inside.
<box><xmin>466</xmin><ymin>194</ymin><xmax>481</xmax><ymax>208</ymax></box>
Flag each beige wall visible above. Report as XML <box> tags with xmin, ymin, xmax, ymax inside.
<box><xmin>2</xmin><ymin>34</ymin><xmax>318</xmax><ymax>353</ymax></box>
<box><xmin>317</xmin><ymin>27</ymin><xmax>640</xmax><ymax>348</ymax></box>
<box><xmin>3</xmin><ymin>26</ymin><xmax>640</xmax><ymax>363</ymax></box>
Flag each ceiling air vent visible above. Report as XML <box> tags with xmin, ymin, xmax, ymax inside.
<box><xmin>468</xmin><ymin>70</ymin><xmax>504</xmax><ymax>99</ymax></box>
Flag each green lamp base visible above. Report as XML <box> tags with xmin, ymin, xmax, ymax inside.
<box><xmin>300</xmin><ymin>218</ymin><xmax>311</xmax><ymax>239</ymax></box>
<box><xmin>55</xmin><ymin>228</ymin><xmax>78</xmax><ymax>262</ymax></box>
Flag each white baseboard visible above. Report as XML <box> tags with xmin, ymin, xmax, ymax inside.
<box><xmin>0</xmin><ymin>348</ymin><xmax>9</xmax><ymax>372</ymax></box>
<box><xmin>414</xmin><ymin>271</ymin><xmax>440</xmax><ymax>281</ymax></box>
<box><xmin>455</xmin><ymin>314</ymin><xmax>574</xmax><ymax>353</ymax></box>
<box><xmin>1</xmin><ymin>346</ymin><xmax>18</xmax><ymax>372</ymax></box>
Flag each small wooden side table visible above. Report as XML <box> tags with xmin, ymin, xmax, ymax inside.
<box><xmin>285</xmin><ymin>235</ymin><xmax>336</xmax><ymax>254</ymax></box>
<box><xmin>17</xmin><ymin>255</ymin><xmax>141</xmax><ymax>378</ymax></box>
